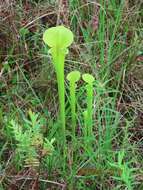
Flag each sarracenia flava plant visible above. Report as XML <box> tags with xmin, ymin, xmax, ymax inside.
<box><xmin>43</xmin><ymin>26</ymin><xmax>74</xmax><ymax>153</ymax></box>
<box><xmin>82</xmin><ymin>74</ymin><xmax>95</xmax><ymax>141</ymax></box>
<box><xmin>67</xmin><ymin>71</ymin><xmax>80</xmax><ymax>148</ymax></box>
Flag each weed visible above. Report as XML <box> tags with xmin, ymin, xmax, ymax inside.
<box><xmin>8</xmin><ymin>110</ymin><xmax>55</xmax><ymax>168</ymax></box>
<box><xmin>109</xmin><ymin>150</ymin><xmax>135</xmax><ymax>190</ymax></box>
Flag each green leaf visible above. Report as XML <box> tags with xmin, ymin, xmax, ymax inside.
<box><xmin>19</xmin><ymin>27</ymin><xmax>29</xmax><ymax>37</ymax></box>
<box><xmin>67</xmin><ymin>70</ymin><xmax>81</xmax><ymax>82</ymax></box>
<box><xmin>82</xmin><ymin>73</ymin><xmax>95</xmax><ymax>84</ymax></box>
<box><xmin>43</xmin><ymin>25</ymin><xmax>74</xmax><ymax>48</ymax></box>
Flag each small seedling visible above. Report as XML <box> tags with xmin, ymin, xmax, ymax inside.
<box><xmin>43</xmin><ymin>26</ymin><xmax>74</xmax><ymax>162</ymax></box>
<box><xmin>67</xmin><ymin>70</ymin><xmax>80</xmax><ymax>150</ymax></box>
<box><xmin>82</xmin><ymin>73</ymin><xmax>95</xmax><ymax>140</ymax></box>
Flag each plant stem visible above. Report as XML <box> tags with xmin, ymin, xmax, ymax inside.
<box><xmin>83</xmin><ymin>110</ymin><xmax>88</xmax><ymax>143</ymax></box>
<box><xmin>86</xmin><ymin>83</ymin><xmax>93</xmax><ymax>138</ymax></box>
<box><xmin>57</xmin><ymin>69</ymin><xmax>66</xmax><ymax>146</ymax></box>
<box><xmin>51</xmin><ymin>48</ymin><xmax>66</xmax><ymax>163</ymax></box>
<box><xmin>69</xmin><ymin>81</ymin><xmax>76</xmax><ymax>145</ymax></box>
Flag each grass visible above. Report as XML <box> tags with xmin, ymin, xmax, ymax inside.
<box><xmin>0</xmin><ymin>0</ymin><xmax>143</xmax><ymax>189</ymax></box>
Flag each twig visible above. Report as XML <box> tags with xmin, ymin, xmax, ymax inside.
<box><xmin>24</xmin><ymin>12</ymin><xmax>56</xmax><ymax>28</ymax></box>
<box><xmin>4</xmin><ymin>175</ymin><xmax>66</xmax><ymax>188</ymax></box>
